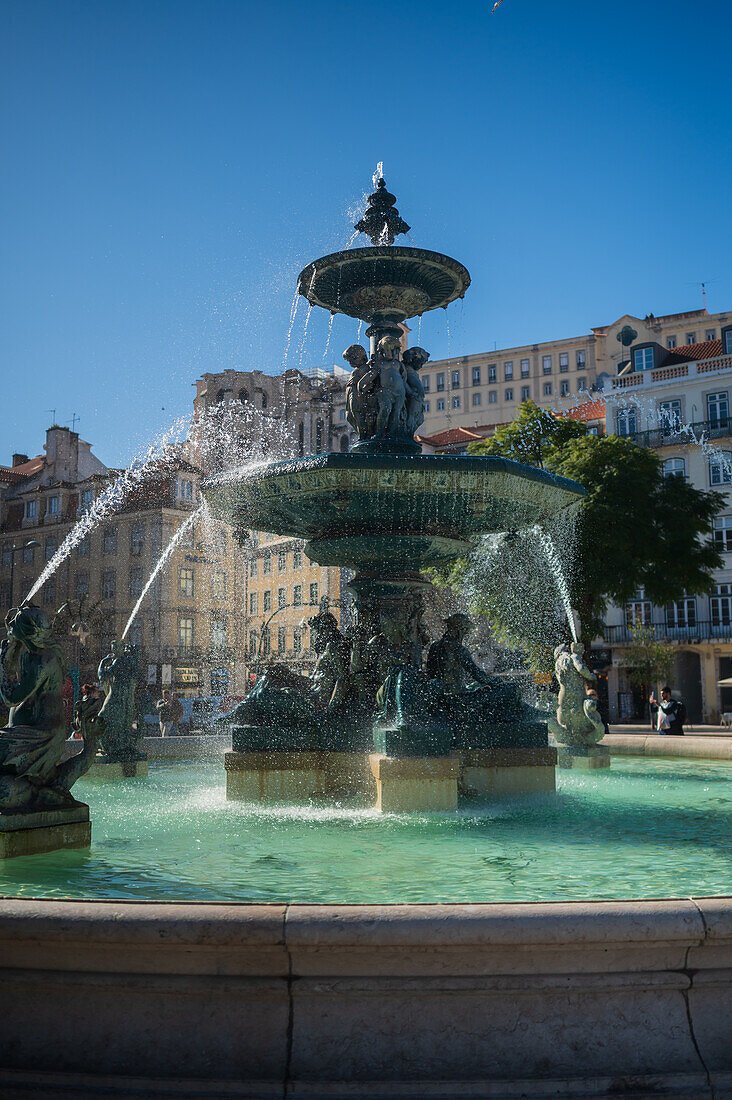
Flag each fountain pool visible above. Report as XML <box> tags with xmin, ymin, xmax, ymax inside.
<box><xmin>3</xmin><ymin>755</ymin><xmax>732</xmax><ymax>903</ymax></box>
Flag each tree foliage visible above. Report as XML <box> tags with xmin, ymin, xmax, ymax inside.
<box><xmin>621</xmin><ymin>624</ymin><xmax>676</xmax><ymax>694</ymax></box>
<box><xmin>467</xmin><ymin>401</ymin><xmax>725</xmax><ymax>645</ymax></box>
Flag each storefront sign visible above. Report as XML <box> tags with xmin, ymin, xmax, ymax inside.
<box><xmin>175</xmin><ymin>667</ymin><xmax>200</xmax><ymax>684</ymax></box>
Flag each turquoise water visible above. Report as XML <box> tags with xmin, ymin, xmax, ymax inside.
<box><xmin>2</xmin><ymin>757</ymin><xmax>732</xmax><ymax>903</ymax></box>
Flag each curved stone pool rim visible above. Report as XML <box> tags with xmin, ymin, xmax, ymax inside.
<box><xmin>1</xmin><ymin>895</ymin><xmax>730</xmax><ymax>1097</ymax></box>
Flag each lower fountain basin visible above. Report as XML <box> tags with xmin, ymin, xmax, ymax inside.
<box><xmin>201</xmin><ymin>452</ymin><xmax>586</xmax><ymax>550</ymax></box>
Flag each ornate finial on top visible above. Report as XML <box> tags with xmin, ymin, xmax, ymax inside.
<box><xmin>355</xmin><ymin>178</ymin><xmax>411</xmax><ymax>246</ymax></box>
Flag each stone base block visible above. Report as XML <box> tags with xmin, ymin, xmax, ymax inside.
<box><xmin>225</xmin><ymin>752</ymin><xmax>326</xmax><ymax>802</ymax></box>
<box><xmin>0</xmin><ymin>804</ymin><xmax>91</xmax><ymax>859</ymax></box>
<box><xmin>459</xmin><ymin>747</ymin><xmax>556</xmax><ymax>797</ymax></box>
<box><xmin>369</xmin><ymin>754</ymin><xmax>458</xmax><ymax>813</ymax></box>
<box><xmin>321</xmin><ymin>752</ymin><xmax>376</xmax><ymax>803</ymax></box>
<box><xmin>557</xmin><ymin>745</ymin><xmax>611</xmax><ymax>770</ymax></box>
<box><xmin>85</xmin><ymin>759</ymin><xmax>148</xmax><ymax>779</ymax></box>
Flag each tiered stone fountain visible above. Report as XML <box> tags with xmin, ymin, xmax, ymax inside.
<box><xmin>204</xmin><ymin>180</ymin><xmax>585</xmax><ymax>811</ymax></box>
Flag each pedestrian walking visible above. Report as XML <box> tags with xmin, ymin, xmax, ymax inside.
<box><xmin>156</xmin><ymin>689</ymin><xmax>183</xmax><ymax>737</ymax></box>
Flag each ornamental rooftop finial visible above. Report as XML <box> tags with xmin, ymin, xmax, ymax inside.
<box><xmin>354</xmin><ymin>178</ymin><xmax>410</xmax><ymax>246</ymax></box>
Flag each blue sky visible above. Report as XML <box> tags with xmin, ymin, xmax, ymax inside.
<box><xmin>2</xmin><ymin>0</ymin><xmax>731</xmax><ymax>467</ymax></box>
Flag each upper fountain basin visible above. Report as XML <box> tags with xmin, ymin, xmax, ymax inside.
<box><xmin>201</xmin><ymin>453</ymin><xmax>585</xmax><ymax>569</ymax></box>
<box><xmin>297</xmin><ymin>246</ymin><xmax>471</xmax><ymax>324</ymax></box>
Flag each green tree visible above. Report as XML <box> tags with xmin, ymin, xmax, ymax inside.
<box><xmin>478</xmin><ymin>399</ymin><xmax>587</xmax><ymax>467</ymax></box>
<box><xmin>468</xmin><ymin>402</ymin><xmax>725</xmax><ymax>645</ymax></box>
<box><xmin>621</xmin><ymin>624</ymin><xmax>675</xmax><ymax>696</ymax></box>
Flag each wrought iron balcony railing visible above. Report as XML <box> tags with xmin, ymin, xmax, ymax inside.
<box><xmin>603</xmin><ymin>620</ymin><xmax>732</xmax><ymax>644</ymax></box>
<box><xmin>619</xmin><ymin>418</ymin><xmax>732</xmax><ymax>449</ymax></box>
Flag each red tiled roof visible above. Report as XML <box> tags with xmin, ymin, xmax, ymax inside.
<box><xmin>560</xmin><ymin>398</ymin><xmax>605</xmax><ymax>422</ymax></box>
<box><xmin>0</xmin><ymin>455</ymin><xmax>44</xmax><ymax>482</ymax></box>
<box><xmin>663</xmin><ymin>339</ymin><xmax>724</xmax><ymax>365</ymax></box>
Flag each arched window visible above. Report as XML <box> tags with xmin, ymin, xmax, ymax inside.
<box><xmin>261</xmin><ymin>392</ymin><xmax>268</xmax><ymax>410</ymax></box>
<box><xmin>340</xmin><ymin>434</ymin><xmax>349</xmax><ymax>452</ymax></box>
<box><xmin>662</xmin><ymin>457</ymin><xmax>685</xmax><ymax>479</ymax></box>
<box><xmin>239</xmin><ymin>388</ymin><xmax>249</xmax><ymax>404</ymax></box>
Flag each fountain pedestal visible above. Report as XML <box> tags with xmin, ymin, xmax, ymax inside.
<box><xmin>369</xmin><ymin>753</ymin><xmax>459</xmax><ymax>813</ymax></box>
<box><xmin>0</xmin><ymin>805</ymin><xmax>91</xmax><ymax>860</ymax></box>
<box><xmin>557</xmin><ymin>745</ymin><xmax>611</xmax><ymax>770</ymax></box>
<box><xmin>85</xmin><ymin>758</ymin><xmax>148</xmax><ymax>779</ymax></box>
<box><xmin>459</xmin><ymin>747</ymin><xmax>557</xmax><ymax>797</ymax></box>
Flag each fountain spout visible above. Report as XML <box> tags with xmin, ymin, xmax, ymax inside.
<box><xmin>354</xmin><ymin>178</ymin><xmax>410</xmax><ymax>246</ymax></box>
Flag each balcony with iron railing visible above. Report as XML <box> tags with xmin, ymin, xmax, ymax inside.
<box><xmin>620</xmin><ymin>418</ymin><xmax>732</xmax><ymax>449</ymax></box>
<box><xmin>603</xmin><ymin>620</ymin><xmax>732</xmax><ymax>644</ymax></box>
<box><xmin>610</xmin><ymin>355</ymin><xmax>732</xmax><ymax>391</ymax></box>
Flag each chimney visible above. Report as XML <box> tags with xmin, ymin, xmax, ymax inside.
<box><xmin>12</xmin><ymin>454</ymin><xmax>29</xmax><ymax>467</ymax></box>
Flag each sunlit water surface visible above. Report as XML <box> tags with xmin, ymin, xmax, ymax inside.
<box><xmin>2</xmin><ymin>757</ymin><xmax>731</xmax><ymax>903</ymax></box>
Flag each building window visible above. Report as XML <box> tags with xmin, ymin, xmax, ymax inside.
<box><xmin>560</xmin><ymin>381</ymin><xmax>569</xmax><ymax>396</ymax></box>
<box><xmin>626</xmin><ymin>591</ymin><xmax>651</xmax><ymax>627</ymax></box>
<box><xmin>707</xmin><ymin>392</ymin><xmax>729</xmax><ymax>426</ymax></box>
<box><xmin>706</xmin><ymin>329</ymin><xmax>716</xmax><ymax>341</ymax></box>
<box><xmin>293</xmin><ymin>548</ymin><xmax>302</xmax><ymax>570</ymax></box>
<box><xmin>666</xmin><ymin>597</ymin><xmax>696</xmax><ymax>629</ymax></box>
<box><xmin>711</xmin><ymin>584</ymin><xmax>732</xmax><ymax>628</ymax></box>
<box><xmin>471</xmin><ymin>366</ymin><xmax>481</xmax><ymax>385</ymax></box>
<box><xmin>130</xmin><ymin>522</ymin><xmax>144</xmax><ymax>556</ymax></box>
<box><xmin>250</xmin><ymin>558</ymin><xmax>258</xmax><ymax>578</ymax></box>
<box><xmin>127</xmin><ymin>621</ymin><xmax>142</xmax><ymax>647</ymax></box>
<box><xmin>47</xmin><ymin>495</ymin><xmax>59</xmax><ymax>515</ymax></box>
<box><xmin>102</xmin><ymin>570</ymin><xmax>116</xmax><ymax>600</ymax></box>
<box><xmin>662</xmin><ymin>457</ymin><xmax>686</xmax><ymax>479</ymax></box>
<box><xmin>559</xmin><ymin>353</ymin><xmax>569</xmax><ymax>372</ymax></box>
<box><xmin>488</xmin><ymin>364</ymin><xmax>496</xmax><ymax>384</ymax></box>
<box><xmin>273</xmin><ymin>625</ymin><xmax>284</xmax><ymax>655</ymax></box>
<box><xmin>278</xmin><ymin>550</ymin><xmax>286</xmax><ymax>572</ymax></box>
<box><xmin>211</xmin><ymin>617</ymin><xmax>227</xmax><ymax>648</ymax></box>
<box><xmin>660</xmin><ymin>400</ymin><xmax>682</xmax><ymax>433</ymax></box>
<box><xmin>293</xmin><ymin>628</ymin><xmax>302</xmax><ymax>656</ymax></box>
<box><xmin>103</xmin><ymin>527</ymin><xmax>117</xmax><ymax>555</ymax></box>
<box><xmin>249</xmin><ymin>592</ymin><xmax>258</xmax><ymax>615</ymax></box>
<box><xmin>725</xmin><ymin>330</ymin><xmax>732</xmax><ymax>354</ymax></box>
<box><xmin>543</xmin><ymin>383</ymin><xmax>552</xmax><ymax>396</ymax></box>
<box><xmin>709</xmin><ymin>453</ymin><xmax>732</xmax><ymax>485</ymax></box>
<box><xmin>339</xmin><ymin>409</ymin><xmax>346</xmax><ymax>421</ymax></box>
<box><xmin>178</xmin><ymin>479</ymin><xmax>194</xmax><ymax>500</ymax></box>
<box><xmin>76</xmin><ymin>535</ymin><xmax>89</xmax><ymax>558</ymax></box>
<box><xmin>278</xmin><ymin>586</ymin><xmax>286</xmax><ymax>609</ymax></box>
<box><xmin>472</xmin><ymin>393</ymin><xmax>481</xmax><ymax>407</ymax></box>
<box><xmin>293</xmin><ymin>584</ymin><xmax>302</xmax><ymax>607</ymax></box>
<box><xmin>451</xmin><ymin>370</ymin><xmax>460</xmax><ymax>389</ymax></box>
<box><xmin>437</xmin><ymin>399</ymin><xmax>445</xmax><ymax>411</ymax></box>
<box><xmin>520</xmin><ymin>359</ymin><xmax>530</xmax><ymax>378</ymax></box>
<box><xmin>263</xmin><ymin>554</ymin><xmax>271</xmax><ymax>575</ymax></box>
<box><xmin>489</xmin><ymin>391</ymin><xmax>497</xmax><ymax>404</ymax></box>
<box><xmin>24</xmin><ymin>500</ymin><xmax>37</xmax><ymax>519</ymax></box>
<box><xmin>542</xmin><ymin>355</ymin><xmax>552</xmax><ymax>375</ymax></box>
<box><xmin>81</xmin><ymin>489</ymin><xmax>93</xmax><ymax>511</ymax></box>
<box><xmin>505</xmin><ymin>388</ymin><xmax>513</xmax><ymax>401</ymax></box>
<box><xmin>616</xmin><ymin>407</ymin><xmax>638</xmax><ymax>438</ymax></box>
<box><xmin>504</xmin><ymin>361</ymin><xmax>513</xmax><ymax>380</ymax></box>
<box><xmin>249</xmin><ymin>631</ymin><xmax>258</xmax><ymax>656</ymax></box>
<box><xmin>211</xmin><ymin>569</ymin><xmax>226</xmax><ymax>600</ymax></box>
<box><xmin>577</xmin><ymin>377</ymin><xmax>587</xmax><ymax>392</ymax></box>
<box><xmin>22</xmin><ymin>542</ymin><xmax>35</xmax><ymax>563</ymax></box>
<box><xmin>422</xmin><ymin>375</ymin><xmax>430</xmax><ymax>392</ymax></box>
<box><xmin>667</xmin><ymin>336</ymin><xmax>677</xmax><ymax>349</ymax></box>
<box><xmin>1</xmin><ymin>545</ymin><xmax>12</xmax><ymax>567</ymax></box>
<box><xmin>42</xmin><ymin>579</ymin><xmax>56</xmax><ymax>607</ymax></box>
<box><xmin>261</xmin><ymin>627</ymin><xmax>271</xmax><ymax>656</ymax></box>
<box><xmin>424</xmin><ymin>400</ymin><xmax>431</xmax><ymax>413</ymax></box>
<box><xmin>452</xmin><ymin>396</ymin><xmax>460</xmax><ymax>409</ymax></box>
<box><xmin>576</xmin><ymin>350</ymin><xmax>586</xmax><ymax>368</ymax></box>
<box><xmin>44</xmin><ymin>536</ymin><xmax>57</xmax><ymax>561</ymax></box>
<box><xmin>521</xmin><ymin>386</ymin><xmax>530</xmax><ymax>401</ymax></box>
<box><xmin>129</xmin><ymin>567</ymin><xmax>143</xmax><ymax>599</ymax></box>
<box><xmin>309</xmin><ymin>582</ymin><xmax>319</xmax><ymax>606</ymax></box>
<box><xmin>75</xmin><ymin>572</ymin><xmax>89</xmax><ymax>599</ymax></box>
<box><xmin>263</xmin><ymin>590</ymin><xmax>272</xmax><ymax>613</ymax></box>
<box><xmin>686</xmin><ymin>332</ymin><xmax>696</xmax><ymax>345</ymax></box>
<box><xmin>436</xmin><ymin>373</ymin><xmax>445</xmax><ymax>391</ymax></box>
<box><xmin>714</xmin><ymin>516</ymin><xmax>732</xmax><ymax>552</ymax></box>
<box><xmin>634</xmin><ymin>346</ymin><xmax>654</xmax><ymax>371</ymax></box>
<box><xmin>179</xmin><ymin>567</ymin><xmax>194</xmax><ymax>597</ymax></box>
<box><xmin>178</xmin><ymin>617</ymin><xmax>194</xmax><ymax>650</ymax></box>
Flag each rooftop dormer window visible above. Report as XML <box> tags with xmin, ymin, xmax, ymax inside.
<box><xmin>46</xmin><ymin>495</ymin><xmax>59</xmax><ymax>516</ymax></box>
<box><xmin>633</xmin><ymin>346</ymin><xmax>654</xmax><ymax>372</ymax></box>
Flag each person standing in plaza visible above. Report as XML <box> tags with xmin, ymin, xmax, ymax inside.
<box><xmin>156</xmin><ymin>689</ymin><xmax>182</xmax><ymax>737</ymax></box>
<box><xmin>656</xmin><ymin>686</ymin><xmax>686</xmax><ymax>735</ymax></box>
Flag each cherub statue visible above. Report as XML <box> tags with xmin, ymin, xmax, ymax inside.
<box><xmin>343</xmin><ymin>344</ymin><xmax>376</xmax><ymax>437</ymax></box>
<box><xmin>0</xmin><ymin>604</ymin><xmax>96</xmax><ymax>813</ymax></box>
<box><xmin>547</xmin><ymin>642</ymin><xmax>605</xmax><ymax>747</ymax></box>
<box><xmin>374</xmin><ymin>334</ymin><xmax>407</xmax><ymax>437</ymax></box>
<box><xmin>98</xmin><ymin>640</ymin><xmax>146</xmax><ymax>762</ymax></box>
<box><xmin>401</xmin><ymin>347</ymin><xmax>429</xmax><ymax>436</ymax></box>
